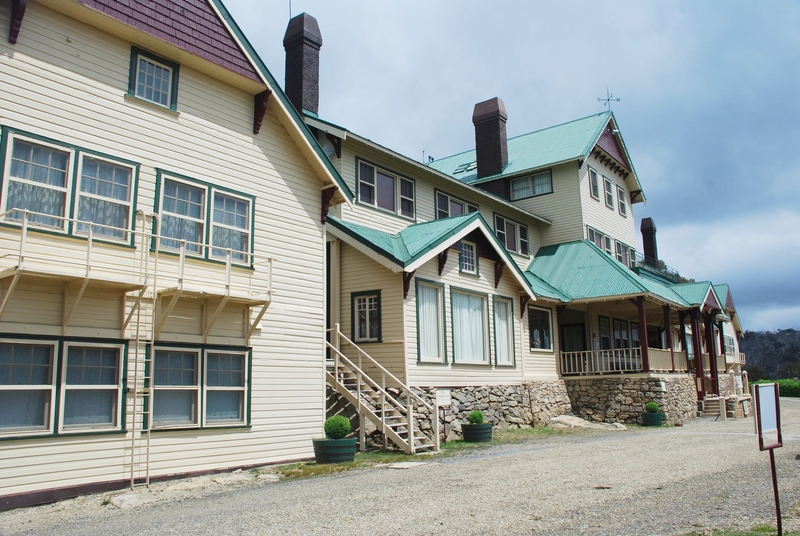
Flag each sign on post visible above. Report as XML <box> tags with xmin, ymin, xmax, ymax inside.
<box><xmin>436</xmin><ymin>389</ymin><xmax>451</xmax><ymax>446</ymax></box>
<box><xmin>754</xmin><ymin>382</ymin><xmax>783</xmax><ymax>536</ymax></box>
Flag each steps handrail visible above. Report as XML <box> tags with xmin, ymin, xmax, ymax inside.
<box><xmin>328</xmin><ymin>328</ymin><xmax>433</xmax><ymax>412</ymax></box>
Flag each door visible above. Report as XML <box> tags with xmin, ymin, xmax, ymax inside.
<box><xmin>562</xmin><ymin>324</ymin><xmax>586</xmax><ymax>352</ymax></box>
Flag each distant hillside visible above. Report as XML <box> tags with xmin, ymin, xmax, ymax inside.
<box><xmin>740</xmin><ymin>329</ymin><xmax>800</xmax><ymax>380</ymax></box>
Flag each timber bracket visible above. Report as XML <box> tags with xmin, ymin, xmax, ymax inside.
<box><xmin>253</xmin><ymin>89</ymin><xmax>271</xmax><ymax>134</ymax></box>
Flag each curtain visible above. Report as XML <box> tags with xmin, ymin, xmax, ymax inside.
<box><xmin>453</xmin><ymin>292</ymin><xmax>486</xmax><ymax>363</ymax></box>
<box><xmin>495</xmin><ymin>300</ymin><xmax>511</xmax><ymax>364</ymax></box>
<box><xmin>418</xmin><ymin>285</ymin><xmax>441</xmax><ymax>360</ymax></box>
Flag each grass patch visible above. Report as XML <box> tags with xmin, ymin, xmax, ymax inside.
<box><xmin>683</xmin><ymin>525</ymin><xmax>800</xmax><ymax>536</ymax></box>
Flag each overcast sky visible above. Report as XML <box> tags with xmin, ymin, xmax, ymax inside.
<box><xmin>223</xmin><ymin>1</ymin><xmax>800</xmax><ymax>333</ymax></box>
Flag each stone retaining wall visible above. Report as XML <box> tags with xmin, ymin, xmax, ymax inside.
<box><xmin>565</xmin><ymin>375</ymin><xmax>697</xmax><ymax>425</ymax></box>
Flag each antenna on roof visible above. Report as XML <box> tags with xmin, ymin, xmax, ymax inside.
<box><xmin>423</xmin><ymin>151</ymin><xmax>434</xmax><ymax>165</ymax></box>
<box><xmin>597</xmin><ymin>88</ymin><xmax>620</xmax><ymax>111</ymax></box>
<box><xmin>289</xmin><ymin>0</ymin><xmax>292</xmax><ymax>19</ymax></box>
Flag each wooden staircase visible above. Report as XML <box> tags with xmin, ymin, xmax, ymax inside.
<box><xmin>326</xmin><ymin>326</ymin><xmax>438</xmax><ymax>454</ymax></box>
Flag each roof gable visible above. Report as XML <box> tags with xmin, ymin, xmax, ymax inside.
<box><xmin>75</xmin><ymin>0</ymin><xmax>261</xmax><ymax>83</ymax></box>
<box><xmin>596</xmin><ymin>124</ymin><xmax>631</xmax><ymax>171</ymax></box>
<box><xmin>670</xmin><ymin>281</ymin><xmax>722</xmax><ymax>311</ymax></box>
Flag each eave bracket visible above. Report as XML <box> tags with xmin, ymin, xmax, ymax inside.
<box><xmin>9</xmin><ymin>0</ymin><xmax>27</xmax><ymax>45</ymax></box>
<box><xmin>253</xmin><ymin>89</ymin><xmax>271</xmax><ymax>135</ymax></box>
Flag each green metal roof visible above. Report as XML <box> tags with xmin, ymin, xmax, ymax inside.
<box><xmin>526</xmin><ymin>240</ymin><xmax>688</xmax><ymax>305</ymax></box>
<box><xmin>669</xmin><ymin>281</ymin><xmax>721</xmax><ymax>309</ymax></box>
<box><xmin>524</xmin><ymin>272</ymin><xmax>570</xmax><ymax>302</ymax></box>
<box><xmin>427</xmin><ymin>112</ymin><xmax>612</xmax><ymax>184</ymax></box>
<box><xmin>713</xmin><ymin>284</ymin><xmax>734</xmax><ymax>311</ymax></box>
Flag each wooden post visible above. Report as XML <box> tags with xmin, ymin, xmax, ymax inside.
<box><xmin>704</xmin><ymin>313</ymin><xmax>719</xmax><ymax>396</ymax></box>
<box><xmin>717</xmin><ymin>320</ymin><xmax>728</xmax><ymax>374</ymax></box>
<box><xmin>663</xmin><ymin>305</ymin><xmax>674</xmax><ymax>372</ymax></box>
<box><xmin>637</xmin><ymin>296</ymin><xmax>649</xmax><ymax>372</ymax></box>
<box><xmin>690</xmin><ymin>308</ymin><xmax>704</xmax><ymax>397</ymax></box>
<box><xmin>678</xmin><ymin>310</ymin><xmax>688</xmax><ymax>364</ymax></box>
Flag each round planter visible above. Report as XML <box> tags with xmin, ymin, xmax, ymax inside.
<box><xmin>313</xmin><ymin>437</ymin><xmax>357</xmax><ymax>464</ymax></box>
<box><xmin>642</xmin><ymin>412</ymin><xmax>663</xmax><ymax>427</ymax></box>
<box><xmin>462</xmin><ymin>423</ymin><xmax>493</xmax><ymax>442</ymax></box>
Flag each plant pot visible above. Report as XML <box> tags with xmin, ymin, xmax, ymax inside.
<box><xmin>642</xmin><ymin>412</ymin><xmax>663</xmax><ymax>427</ymax></box>
<box><xmin>312</xmin><ymin>437</ymin><xmax>357</xmax><ymax>464</ymax></box>
<box><xmin>462</xmin><ymin>423</ymin><xmax>493</xmax><ymax>442</ymax></box>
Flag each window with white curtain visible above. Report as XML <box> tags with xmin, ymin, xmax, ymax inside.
<box><xmin>0</xmin><ymin>341</ymin><xmax>56</xmax><ymax>437</ymax></box>
<box><xmin>211</xmin><ymin>191</ymin><xmax>250</xmax><ymax>262</ymax></box>
<box><xmin>417</xmin><ymin>282</ymin><xmax>444</xmax><ymax>363</ymax></box>
<box><xmin>510</xmin><ymin>170</ymin><xmax>553</xmax><ymax>200</ymax></box>
<box><xmin>494</xmin><ymin>298</ymin><xmax>513</xmax><ymax>366</ymax></box>
<box><xmin>61</xmin><ymin>344</ymin><xmax>123</xmax><ymax>431</ymax></box>
<box><xmin>75</xmin><ymin>155</ymin><xmax>133</xmax><ymax>240</ymax></box>
<box><xmin>161</xmin><ymin>178</ymin><xmax>205</xmax><ymax>254</ymax></box>
<box><xmin>452</xmin><ymin>290</ymin><xmax>488</xmax><ymax>364</ymax></box>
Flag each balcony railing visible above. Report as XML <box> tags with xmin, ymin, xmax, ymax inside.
<box><xmin>561</xmin><ymin>348</ymin><xmax>642</xmax><ymax>376</ymax></box>
<box><xmin>631</xmin><ymin>252</ymin><xmax>685</xmax><ymax>283</ymax></box>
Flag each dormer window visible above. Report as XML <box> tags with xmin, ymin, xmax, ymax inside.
<box><xmin>129</xmin><ymin>47</ymin><xmax>180</xmax><ymax>111</ymax></box>
<box><xmin>510</xmin><ymin>170</ymin><xmax>552</xmax><ymax>200</ymax></box>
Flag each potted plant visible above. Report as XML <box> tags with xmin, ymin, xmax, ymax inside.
<box><xmin>312</xmin><ymin>415</ymin><xmax>357</xmax><ymax>463</ymax></box>
<box><xmin>641</xmin><ymin>401</ymin><xmax>663</xmax><ymax>427</ymax></box>
<box><xmin>461</xmin><ymin>410</ymin><xmax>493</xmax><ymax>442</ymax></box>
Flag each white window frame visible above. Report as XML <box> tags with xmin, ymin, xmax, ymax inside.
<box><xmin>203</xmin><ymin>350</ymin><xmax>248</xmax><ymax>427</ymax></box>
<box><xmin>417</xmin><ymin>282</ymin><xmax>445</xmax><ymax>363</ymax></box>
<box><xmin>75</xmin><ymin>153</ymin><xmax>135</xmax><ymax>242</ymax></box>
<box><xmin>210</xmin><ymin>188</ymin><xmax>251</xmax><ymax>263</ymax></box>
<box><xmin>435</xmin><ymin>190</ymin><xmax>477</xmax><ymax>219</ymax></box>
<box><xmin>1</xmin><ymin>132</ymin><xmax>75</xmax><ymax>232</ymax></box>
<box><xmin>0</xmin><ymin>339</ymin><xmax>58</xmax><ymax>438</ymax></box>
<box><xmin>58</xmin><ymin>342</ymin><xmax>125</xmax><ymax>434</ymax></box>
<box><xmin>510</xmin><ymin>170</ymin><xmax>553</xmax><ymax>200</ymax></box>
<box><xmin>357</xmin><ymin>160</ymin><xmax>415</xmax><ymax>219</ymax></box>
<box><xmin>528</xmin><ymin>306</ymin><xmax>553</xmax><ymax>351</ymax></box>
<box><xmin>494</xmin><ymin>214</ymin><xmax>529</xmax><ymax>255</ymax></box>
<box><xmin>451</xmin><ymin>290</ymin><xmax>489</xmax><ymax>364</ymax></box>
<box><xmin>132</xmin><ymin>50</ymin><xmax>177</xmax><ymax>109</ymax></box>
<box><xmin>152</xmin><ymin>347</ymin><xmax>201</xmax><ymax>430</ymax></box>
<box><xmin>354</xmin><ymin>293</ymin><xmax>380</xmax><ymax>343</ymax></box>
<box><xmin>493</xmin><ymin>297</ymin><xmax>514</xmax><ymax>366</ymax></box>
<box><xmin>587</xmin><ymin>227</ymin><xmax>613</xmax><ymax>255</ymax></box>
<box><xmin>603</xmin><ymin>176</ymin><xmax>614</xmax><ymax>209</ymax></box>
<box><xmin>615</xmin><ymin>241</ymin><xmax>634</xmax><ymax>268</ymax></box>
<box><xmin>617</xmin><ymin>186</ymin><xmax>627</xmax><ymax>217</ymax></box>
<box><xmin>459</xmin><ymin>240</ymin><xmax>478</xmax><ymax>275</ymax></box>
<box><xmin>159</xmin><ymin>175</ymin><xmax>207</xmax><ymax>258</ymax></box>
<box><xmin>588</xmin><ymin>166</ymin><xmax>600</xmax><ymax>200</ymax></box>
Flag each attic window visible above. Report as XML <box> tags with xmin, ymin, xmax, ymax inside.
<box><xmin>128</xmin><ymin>47</ymin><xmax>180</xmax><ymax>111</ymax></box>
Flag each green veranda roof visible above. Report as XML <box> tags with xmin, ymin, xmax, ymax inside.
<box><xmin>669</xmin><ymin>281</ymin><xmax>722</xmax><ymax>309</ymax></box>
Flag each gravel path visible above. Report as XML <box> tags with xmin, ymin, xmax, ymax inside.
<box><xmin>3</xmin><ymin>398</ymin><xmax>800</xmax><ymax>536</ymax></box>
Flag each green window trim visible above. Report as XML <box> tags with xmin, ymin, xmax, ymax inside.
<box><xmin>355</xmin><ymin>157</ymin><xmax>416</xmax><ymax>221</ymax></box>
<box><xmin>350</xmin><ymin>290</ymin><xmax>382</xmax><ymax>344</ymax></box>
<box><xmin>415</xmin><ymin>278</ymin><xmax>447</xmax><ymax>365</ymax></box>
<box><xmin>492</xmin><ymin>295</ymin><xmax>516</xmax><ymax>367</ymax></box>
<box><xmin>128</xmin><ymin>47</ymin><xmax>180</xmax><ymax>112</ymax></box>
<box><xmin>449</xmin><ymin>286</ymin><xmax>491</xmax><ymax>366</ymax></box>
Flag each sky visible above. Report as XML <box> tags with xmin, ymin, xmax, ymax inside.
<box><xmin>222</xmin><ymin>1</ymin><xmax>800</xmax><ymax>332</ymax></box>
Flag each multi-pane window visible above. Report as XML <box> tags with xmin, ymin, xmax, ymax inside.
<box><xmin>417</xmin><ymin>282</ymin><xmax>444</xmax><ymax>363</ymax></box>
<box><xmin>153</xmin><ymin>348</ymin><xmax>249</xmax><ymax>429</ymax></box>
<box><xmin>630</xmin><ymin>322</ymin><xmax>641</xmax><ymax>349</ymax></box>
<box><xmin>0</xmin><ymin>342</ymin><xmax>55</xmax><ymax>436</ymax></box>
<box><xmin>130</xmin><ymin>48</ymin><xmax>179</xmax><ymax>110</ymax></box>
<box><xmin>76</xmin><ymin>156</ymin><xmax>133</xmax><ymax>240</ymax></box>
<box><xmin>528</xmin><ymin>306</ymin><xmax>552</xmax><ymax>350</ymax></box>
<box><xmin>4</xmin><ymin>137</ymin><xmax>70</xmax><ymax>228</ymax></box>
<box><xmin>724</xmin><ymin>335</ymin><xmax>736</xmax><ymax>356</ymax></box>
<box><xmin>495</xmin><ymin>215</ymin><xmax>529</xmax><ymax>255</ymax></box>
<box><xmin>435</xmin><ymin>191</ymin><xmax>477</xmax><ymax>219</ymax></box>
<box><xmin>452</xmin><ymin>291</ymin><xmax>488</xmax><ymax>363</ymax></box>
<box><xmin>603</xmin><ymin>176</ymin><xmax>614</xmax><ymax>208</ymax></box>
<box><xmin>588</xmin><ymin>167</ymin><xmax>600</xmax><ymax>200</ymax></box>
<box><xmin>459</xmin><ymin>241</ymin><xmax>477</xmax><ymax>274</ymax></box>
<box><xmin>158</xmin><ymin>175</ymin><xmax>253</xmax><ymax>265</ymax></box>
<box><xmin>617</xmin><ymin>186</ymin><xmax>627</xmax><ymax>216</ymax></box>
<box><xmin>353</xmin><ymin>292</ymin><xmax>380</xmax><ymax>342</ymax></box>
<box><xmin>613</xmin><ymin>319</ymin><xmax>630</xmax><ymax>349</ymax></box>
<box><xmin>510</xmin><ymin>170</ymin><xmax>553</xmax><ymax>200</ymax></box>
<box><xmin>615</xmin><ymin>241</ymin><xmax>634</xmax><ymax>267</ymax></box>
<box><xmin>358</xmin><ymin>161</ymin><xmax>415</xmax><ymax>218</ymax></box>
<box><xmin>685</xmin><ymin>334</ymin><xmax>694</xmax><ymax>360</ymax></box>
<box><xmin>494</xmin><ymin>298</ymin><xmax>514</xmax><ymax>366</ymax></box>
<box><xmin>598</xmin><ymin>316</ymin><xmax>612</xmax><ymax>350</ymax></box>
<box><xmin>587</xmin><ymin>227</ymin><xmax>612</xmax><ymax>255</ymax></box>
<box><xmin>61</xmin><ymin>345</ymin><xmax>122</xmax><ymax>431</ymax></box>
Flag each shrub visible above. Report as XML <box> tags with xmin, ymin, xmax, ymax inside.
<box><xmin>323</xmin><ymin>415</ymin><xmax>351</xmax><ymax>439</ymax></box>
<box><xmin>754</xmin><ymin>379</ymin><xmax>800</xmax><ymax>398</ymax></box>
<box><xmin>467</xmin><ymin>410</ymin><xmax>484</xmax><ymax>425</ymax></box>
<box><xmin>644</xmin><ymin>401</ymin><xmax>660</xmax><ymax>413</ymax></box>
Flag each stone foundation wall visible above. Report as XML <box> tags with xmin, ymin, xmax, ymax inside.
<box><xmin>565</xmin><ymin>375</ymin><xmax>697</xmax><ymax>425</ymax></box>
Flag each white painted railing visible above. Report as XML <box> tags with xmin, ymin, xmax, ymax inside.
<box><xmin>648</xmin><ymin>348</ymin><xmax>673</xmax><ymax>372</ymax></box>
<box><xmin>560</xmin><ymin>347</ymin><xmax>642</xmax><ymax>375</ymax></box>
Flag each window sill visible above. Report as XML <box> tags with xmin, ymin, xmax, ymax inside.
<box><xmin>417</xmin><ymin>359</ymin><xmax>448</xmax><ymax>365</ymax></box>
<box><xmin>124</xmin><ymin>94</ymin><xmax>180</xmax><ymax>117</ymax></box>
<box><xmin>494</xmin><ymin>363</ymin><xmax>517</xmax><ymax>368</ymax></box>
<box><xmin>529</xmin><ymin>348</ymin><xmax>555</xmax><ymax>354</ymax></box>
<box><xmin>451</xmin><ymin>361</ymin><xmax>492</xmax><ymax>367</ymax></box>
<box><xmin>510</xmin><ymin>191</ymin><xmax>554</xmax><ymax>201</ymax></box>
<box><xmin>152</xmin><ymin>424</ymin><xmax>251</xmax><ymax>433</ymax></box>
<box><xmin>353</xmin><ymin>339</ymin><xmax>382</xmax><ymax>344</ymax></box>
<box><xmin>0</xmin><ymin>428</ymin><xmax>127</xmax><ymax>442</ymax></box>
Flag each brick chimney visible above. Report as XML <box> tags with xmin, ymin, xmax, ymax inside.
<box><xmin>641</xmin><ymin>217</ymin><xmax>658</xmax><ymax>265</ymax></box>
<box><xmin>472</xmin><ymin>97</ymin><xmax>508</xmax><ymax>179</ymax></box>
<box><xmin>283</xmin><ymin>13</ymin><xmax>322</xmax><ymax>115</ymax></box>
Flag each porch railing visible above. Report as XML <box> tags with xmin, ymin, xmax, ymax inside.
<box><xmin>560</xmin><ymin>348</ymin><xmax>642</xmax><ymax>376</ymax></box>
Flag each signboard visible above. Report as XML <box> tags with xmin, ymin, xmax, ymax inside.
<box><xmin>435</xmin><ymin>389</ymin><xmax>452</xmax><ymax>407</ymax></box>
<box><xmin>754</xmin><ymin>383</ymin><xmax>782</xmax><ymax>451</ymax></box>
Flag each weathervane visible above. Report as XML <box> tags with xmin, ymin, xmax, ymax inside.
<box><xmin>597</xmin><ymin>88</ymin><xmax>620</xmax><ymax>111</ymax></box>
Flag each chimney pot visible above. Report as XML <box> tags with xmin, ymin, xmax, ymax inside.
<box><xmin>283</xmin><ymin>13</ymin><xmax>322</xmax><ymax>115</ymax></box>
<box><xmin>472</xmin><ymin>97</ymin><xmax>508</xmax><ymax>179</ymax></box>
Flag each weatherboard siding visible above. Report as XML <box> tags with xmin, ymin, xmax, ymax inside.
<box><xmin>580</xmin><ymin>153</ymin><xmax>638</xmax><ymax>250</ymax></box>
<box><xmin>0</xmin><ymin>3</ymin><xmax>328</xmax><ymax>498</ymax></box>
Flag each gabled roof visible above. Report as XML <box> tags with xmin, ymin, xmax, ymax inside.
<box><xmin>427</xmin><ymin>111</ymin><xmax>645</xmax><ymax>202</ymax></box>
<box><xmin>669</xmin><ymin>281</ymin><xmax>723</xmax><ymax>311</ymax></box>
<box><xmin>525</xmin><ymin>240</ymin><xmax>687</xmax><ymax>306</ymax></box>
<box><xmin>713</xmin><ymin>284</ymin><xmax>736</xmax><ymax>312</ymax></box>
<box><xmin>327</xmin><ymin>213</ymin><xmax>536</xmax><ymax>299</ymax></box>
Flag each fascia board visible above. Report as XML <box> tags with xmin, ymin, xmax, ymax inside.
<box><xmin>404</xmin><ymin>219</ymin><xmax>484</xmax><ymax>272</ymax></box>
<box><xmin>326</xmin><ymin>225</ymin><xmax>404</xmax><ymax>273</ymax></box>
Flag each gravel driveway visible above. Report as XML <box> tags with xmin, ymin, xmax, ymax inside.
<box><xmin>3</xmin><ymin>397</ymin><xmax>800</xmax><ymax>536</ymax></box>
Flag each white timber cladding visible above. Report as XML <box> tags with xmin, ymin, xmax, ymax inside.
<box><xmin>337</xmin><ymin>141</ymin><xmax>543</xmax><ymax>259</ymax></box>
<box><xmin>0</xmin><ymin>3</ymin><xmax>328</xmax><ymax>497</ymax></box>
<box><xmin>403</xmin><ymin>249</ymin><xmax>559</xmax><ymax>387</ymax></box>
<box><xmin>579</xmin><ymin>152</ymin><xmax>637</xmax><ymax>251</ymax></box>
<box><xmin>509</xmin><ymin>162</ymin><xmax>583</xmax><ymax>247</ymax></box>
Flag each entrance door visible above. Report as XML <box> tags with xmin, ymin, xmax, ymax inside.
<box><xmin>562</xmin><ymin>323</ymin><xmax>586</xmax><ymax>352</ymax></box>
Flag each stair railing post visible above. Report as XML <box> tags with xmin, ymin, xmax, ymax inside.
<box><xmin>407</xmin><ymin>392</ymin><xmax>415</xmax><ymax>454</ymax></box>
<box><xmin>333</xmin><ymin>323</ymin><xmax>341</xmax><ymax>380</ymax></box>
<box><xmin>433</xmin><ymin>399</ymin><xmax>440</xmax><ymax>451</ymax></box>
<box><xmin>357</xmin><ymin>368</ymin><xmax>365</xmax><ymax>451</ymax></box>
<box><xmin>381</xmin><ymin>371</ymin><xmax>387</xmax><ymax>449</ymax></box>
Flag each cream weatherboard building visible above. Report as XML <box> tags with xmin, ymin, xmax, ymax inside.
<box><xmin>0</xmin><ymin>0</ymin><xmax>352</xmax><ymax>509</ymax></box>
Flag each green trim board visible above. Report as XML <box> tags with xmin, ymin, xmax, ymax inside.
<box><xmin>492</xmin><ymin>295</ymin><xmax>516</xmax><ymax>367</ymax></box>
<box><xmin>209</xmin><ymin>0</ymin><xmax>353</xmax><ymax>203</ymax></box>
<box><xmin>127</xmin><ymin>46</ymin><xmax>181</xmax><ymax>112</ymax></box>
<box><xmin>449</xmin><ymin>286</ymin><xmax>492</xmax><ymax>366</ymax></box>
<box><xmin>350</xmin><ymin>290</ymin><xmax>382</xmax><ymax>344</ymax></box>
<box><xmin>415</xmin><ymin>278</ymin><xmax>447</xmax><ymax>365</ymax></box>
